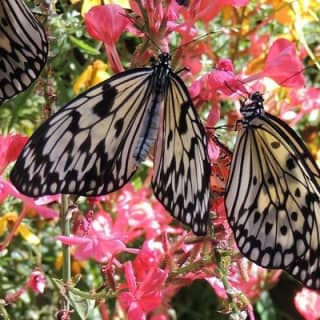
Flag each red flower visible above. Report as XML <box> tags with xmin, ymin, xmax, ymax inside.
<box><xmin>85</xmin><ymin>5</ymin><xmax>130</xmax><ymax>72</ymax></box>
<box><xmin>0</xmin><ymin>134</ymin><xmax>28</xmax><ymax>174</ymax></box>
<box><xmin>294</xmin><ymin>288</ymin><xmax>320</xmax><ymax>320</ymax></box>
<box><xmin>119</xmin><ymin>261</ymin><xmax>167</xmax><ymax>320</ymax></box>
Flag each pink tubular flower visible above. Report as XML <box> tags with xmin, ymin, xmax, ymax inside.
<box><xmin>0</xmin><ymin>178</ymin><xmax>58</xmax><ymax>218</ymax></box>
<box><xmin>57</xmin><ymin>211</ymin><xmax>132</xmax><ymax>262</ymax></box>
<box><xmin>181</xmin><ymin>0</ymin><xmax>249</xmax><ymax>24</ymax></box>
<box><xmin>5</xmin><ymin>270</ymin><xmax>46</xmax><ymax>304</ymax></box>
<box><xmin>0</xmin><ymin>134</ymin><xmax>28</xmax><ymax>174</ymax></box>
<box><xmin>245</xmin><ymin>39</ymin><xmax>305</xmax><ymax>88</ymax></box>
<box><xmin>27</xmin><ymin>270</ymin><xmax>46</xmax><ymax>294</ymax></box>
<box><xmin>85</xmin><ymin>4</ymin><xmax>130</xmax><ymax>72</ymax></box>
<box><xmin>294</xmin><ymin>288</ymin><xmax>320</xmax><ymax>320</ymax></box>
<box><xmin>119</xmin><ymin>261</ymin><xmax>168</xmax><ymax>320</ymax></box>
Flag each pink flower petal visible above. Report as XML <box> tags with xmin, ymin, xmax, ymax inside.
<box><xmin>262</xmin><ymin>38</ymin><xmax>305</xmax><ymax>88</ymax></box>
<box><xmin>294</xmin><ymin>288</ymin><xmax>320</xmax><ymax>320</ymax></box>
<box><xmin>0</xmin><ymin>134</ymin><xmax>28</xmax><ymax>174</ymax></box>
<box><xmin>85</xmin><ymin>4</ymin><xmax>129</xmax><ymax>45</ymax></box>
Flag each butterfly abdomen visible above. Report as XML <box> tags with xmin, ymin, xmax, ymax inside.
<box><xmin>134</xmin><ymin>58</ymin><xmax>171</xmax><ymax>164</ymax></box>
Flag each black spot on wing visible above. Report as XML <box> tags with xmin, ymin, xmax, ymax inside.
<box><xmin>178</xmin><ymin>102</ymin><xmax>189</xmax><ymax>134</ymax></box>
<box><xmin>92</xmin><ymin>83</ymin><xmax>117</xmax><ymax>118</ymax></box>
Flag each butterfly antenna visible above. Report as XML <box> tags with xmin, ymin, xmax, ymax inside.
<box><xmin>171</xmin><ymin>31</ymin><xmax>223</xmax><ymax>54</ymax></box>
<box><xmin>223</xmin><ymin>80</ymin><xmax>248</xmax><ymax>99</ymax></box>
<box><xmin>277</xmin><ymin>65</ymin><xmax>315</xmax><ymax>87</ymax></box>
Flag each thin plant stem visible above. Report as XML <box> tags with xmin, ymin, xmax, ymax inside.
<box><xmin>61</xmin><ymin>194</ymin><xmax>71</xmax><ymax>311</ymax></box>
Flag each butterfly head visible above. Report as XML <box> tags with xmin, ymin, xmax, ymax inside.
<box><xmin>158</xmin><ymin>52</ymin><xmax>171</xmax><ymax>66</ymax></box>
<box><xmin>240</xmin><ymin>91</ymin><xmax>265</xmax><ymax>122</ymax></box>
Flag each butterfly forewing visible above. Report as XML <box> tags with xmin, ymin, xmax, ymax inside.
<box><xmin>10</xmin><ymin>68</ymin><xmax>156</xmax><ymax>196</ymax></box>
<box><xmin>0</xmin><ymin>0</ymin><xmax>48</xmax><ymax>103</ymax></box>
<box><xmin>152</xmin><ymin>72</ymin><xmax>211</xmax><ymax>235</ymax></box>
<box><xmin>225</xmin><ymin>93</ymin><xmax>320</xmax><ymax>289</ymax></box>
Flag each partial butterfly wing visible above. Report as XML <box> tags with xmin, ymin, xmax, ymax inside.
<box><xmin>10</xmin><ymin>68</ymin><xmax>157</xmax><ymax>196</ymax></box>
<box><xmin>152</xmin><ymin>72</ymin><xmax>211</xmax><ymax>235</ymax></box>
<box><xmin>0</xmin><ymin>0</ymin><xmax>48</xmax><ymax>104</ymax></box>
<box><xmin>225</xmin><ymin>95</ymin><xmax>320</xmax><ymax>289</ymax></box>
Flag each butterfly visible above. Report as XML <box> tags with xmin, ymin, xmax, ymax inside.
<box><xmin>0</xmin><ymin>0</ymin><xmax>48</xmax><ymax>104</ymax></box>
<box><xmin>10</xmin><ymin>53</ymin><xmax>211</xmax><ymax>236</ymax></box>
<box><xmin>225</xmin><ymin>91</ymin><xmax>320</xmax><ymax>289</ymax></box>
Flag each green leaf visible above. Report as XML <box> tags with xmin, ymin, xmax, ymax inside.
<box><xmin>68</xmin><ymin>288</ymin><xmax>96</xmax><ymax>320</ymax></box>
<box><xmin>69</xmin><ymin>35</ymin><xmax>100</xmax><ymax>55</ymax></box>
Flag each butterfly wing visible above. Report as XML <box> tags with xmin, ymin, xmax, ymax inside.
<box><xmin>225</xmin><ymin>112</ymin><xmax>320</xmax><ymax>288</ymax></box>
<box><xmin>152</xmin><ymin>72</ymin><xmax>211</xmax><ymax>235</ymax></box>
<box><xmin>10</xmin><ymin>68</ymin><xmax>158</xmax><ymax>197</ymax></box>
<box><xmin>0</xmin><ymin>0</ymin><xmax>48</xmax><ymax>104</ymax></box>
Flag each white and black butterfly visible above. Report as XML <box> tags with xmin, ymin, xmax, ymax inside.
<box><xmin>225</xmin><ymin>92</ymin><xmax>320</xmax><ymax>289</ymax></box>
<box><xmin>10</xmin><ymin>53</ymin><xmax>211</xmax><ymax>236</ymax></box>
<box><xmin>0</xmin><ymin>0</ymin><xmax>48</xmax><ymax>104</ymax></box>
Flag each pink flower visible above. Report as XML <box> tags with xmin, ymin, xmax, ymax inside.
<box><xmin>85</xmin><ymin>5</ymin><xmax>130</xmax><ymax>72</ymax></box>
<box><xmin>263</xmin><ymin>39</ymin><xmax>305</xmax><ymax>87</ymax></box>
<box><xmin>115</xmin><ymin>184</ymin><xmax>171</xmax><ymax>240</ymax></box>
<box><xmin>5</xmin><ymin>269</ymin><xmax>46</xmax><ymax>304</ymax></box>
<box><xmin>181</xmin><ymin>0</ymin><xmax>249</xmax><ymax>24</ymax></box>
<box><xmin>27</xmin><ymin>270</ymin><xmax>46</xmax><ymax>294</ymax></box>
<box><xmin>57</xmin><ymin>211</ymin><xmax>131</xmax><ymax>262</ymax></box>
<box><xmin>133</xmin><ymin>240</ymin><xmax>164</xmax><ymax>280</ymax></box>
<box><xmin>245</xmin><ymin>39</ymin><xmax>305</xmax><ymax>88</ymax></box>
<box><xmin>294</xmin><ymin>288</ymin><xmax>320</xmax><ymax>320</ymax></box>
<box><xmin>119</xmin><ymin>261</ymin><xmax>167</xmax><ymax>320</ymax></box>
<box><xmin>0</xmin><ymin>178</ymin><xmax>58</xmax><ymax>218</ymax></box>
<box><xmin>189</xmin><ymin>58</ymin><xmax>245</xmax><ymax>126</ymax></box>
<box><xmin>280</xmin><ymin>88</ymin><xmax>320</xmax><ymax>125</ymax></box>
<box><xmin>0</xmin><ymin>134</ymin><xmax>28</xmax><ymax>174</ymax></box>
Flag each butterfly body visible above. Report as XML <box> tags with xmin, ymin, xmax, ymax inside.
<box><xmin>11</xmin><ymin>53</ymin><xmax>211</xmax><ymax>235</ymax></box>
<box><xmin>225</xmin><ymin>92</ymin><xmax>320</xmax><ymax>289</ymax></box>
<box><xmin>0</xmin><ymin>0</ymin><xmax>48</xmax><ymax>104</ymax></box>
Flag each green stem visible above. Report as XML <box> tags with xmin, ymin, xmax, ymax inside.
<box><xmin>61</xmin><ymin>195</ymin><xmax>71</xmax><ymax>311</ymax></box>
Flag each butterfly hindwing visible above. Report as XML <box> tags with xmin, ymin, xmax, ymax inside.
<box><xmin>225</xmin><ymin>93</ymin><xmax>320</xmax><ymax>289</ymax></box>
<box><xmin>10</xmin><ymin>68</ymin><xmax>157</xmax><ymax>196</ymax></box>
<box><xmin>0</xmin><ymin>0</ymin><xmax>48</xmax><ymax>103</ymax></box>
<box><xmin>152</xmin><ymin>72</ymin><xmax>211</xmax><ymax>235</ymax></box>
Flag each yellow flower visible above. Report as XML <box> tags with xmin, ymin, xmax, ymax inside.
<box><xmin>80</xmin><ymin>0</ymin><xmax>130</xmax><ymax>16</ymax></box>
<box><xmin>104</xmin><ymin>0</ymin><xmax>130</xmax><ymax>8</ymax></box>
<box><xmin>55</xmin><ymin>252</ymin><xmax>86</xmax><ymax>274</ymax></box>
<box><xmin>81</xmin><ymin>0</ymin><xmax>102</xmax><ymax>16</ymax></box>
<box><xmin>0</xmin><ymin>212</ymin><xmax>40</xmax><ymax>244</ymax></box>
<box><xmin>245</xmin><ymin>53</ymin><xmax>266</xmax><ymax>75</ymax></box>
<box><xmin>73</xmin><ymin>60</ymin><xmax>110</xmax><ymax>95</ymax></box>
<box><xmin>268</xmin><ymin>0</ymin><xmax>319</xmax><ymax>27</ymax></box>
